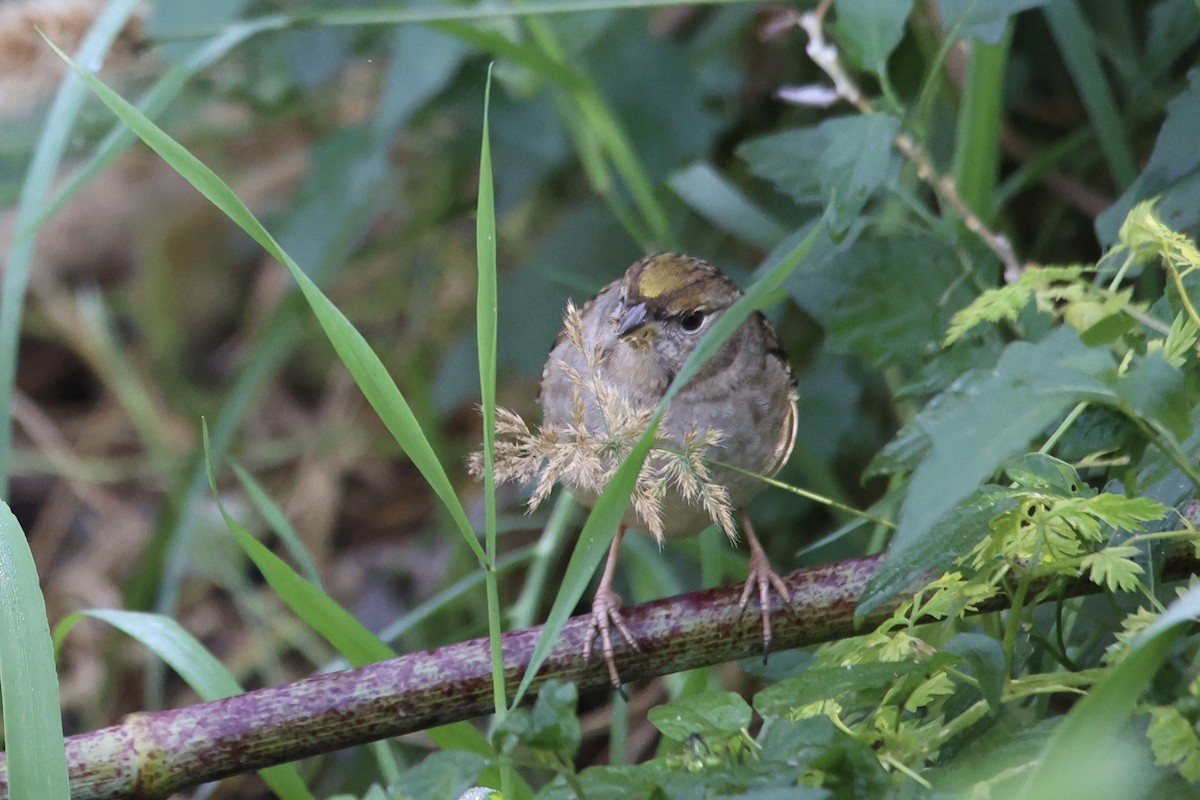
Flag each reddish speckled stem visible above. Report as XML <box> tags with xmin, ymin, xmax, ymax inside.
<box><xmin>1</xmin><ymin>551</ymin><xmax>1196</xmax><ymax>799</ymax></box>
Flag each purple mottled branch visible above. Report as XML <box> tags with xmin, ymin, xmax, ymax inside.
<box><xmin>1</xmin><ymin>550</ymin><xmax>1197</xmax><ymax>799</ymax></box>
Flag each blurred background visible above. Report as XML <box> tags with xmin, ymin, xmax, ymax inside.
<box><xmin>2</xmin><ymin>0</ymin><xmax>1197</xmax><ymax>796</ymax></box>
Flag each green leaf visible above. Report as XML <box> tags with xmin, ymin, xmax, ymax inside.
<box><xmin>1114</xmin><ymin>352</ymin><xmax>1192</xmax><ymax>440</ymax></box>
<box><xmin>668</xmin><ymin>161</ymin><xmax>788</xmax><ymax>250</ymax></box>
<box><xmin>1080</xmin><ymin>546</ymin><xmax>1145</xmax><ymax>593</ymax></box>
<box><xmin>0</xmin><ymin>502</ymin><xmax>70</xmax><ymax>800</ymax></box>
<box><xmin>817</xmin><ymin>114</ymin><xmax>902</xmax><ymax>234</ymax></box>
<box><xmin>890</xmin><ymin>327</ymin><xmax>1113</xmax><ymax>563</ymax></box>
<box><xmin>1097</xmin><ymin>68</ymin><xmax>1200</xmax><ymax>245</ymax></box>
<box><xmin>78</xmin><ymin>609</ymin><xmax>241</xmax><ymax>695</ymax></box>
<box><xmin>205</xmin><ymin>426</ymin><xmax>394</xmax><ymax>667</ymax></box>
<box><xmin>818</xmin><ymin>234</ymin><xmax>976</xmax><ymax>370</ymax></box>
<box><xmin>473</xmin><ymin>67</ymin><xmax>515</xmax><ymax>794</ymax></box>
<box><xmin>391</xmin><ymin>751</ymin><xmax>489</xmax><ymax>800</ymax></box>
<box><xmin>832</xmin><ymin>0</ymin><xmax>913</xmax><ymax>77</ymax></box>
<box><xmin>938</xmin><ymin>0</ymin><xmax>1050</xmax><ymax>45</ymax></box>
<box><xmin>648</xmin><ymin>692</ymin><xmax>754</xmax><ymax>742</ymax></box>
<box><xmin>739</xmin><ymin>114</ymin><xmax>901</xmax><ymax>233</ymax></box>
<box><xmin>1003</xmin><ymin>453</ymin><xmax>1091</xmax><ymax>496</ymax></box>
<box><xmin>738</xmin><ymin>129</ymin><xmax>825</xmax><ymax>206</ymax></box>
<box><xmin>230</xmin><ymin>462</ymin><xmax>323</xmax><ymax>588</ymax></box>
<box><xmin>1083</xmin><ymin>493</ymin><xmax>1170</xmax><ymax>531</ymax></box>
<box><xmin>1146</xmin><ymin>706</ymin><xmax>1200</xmax><ymax>782</ymax></box>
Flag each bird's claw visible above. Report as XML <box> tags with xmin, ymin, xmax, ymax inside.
<box><xmin>738</xmin><ymin>545</ymin><xmax>792</xmax><ymax>662</ymax></box>
<box><xmin>584</xmin><ymin>584</ymin><xmax>640</xmax><ymax>690</ymax></box>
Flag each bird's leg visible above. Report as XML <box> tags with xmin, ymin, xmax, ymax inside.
<box><xmin>737</xmin><ymin>511</ymin><xmax>792</xmax><ymax>660</ymax></box>
<box><xmin>584</xmin><ymin>525</ymin><xmax>640</xmax><ymax>689</ymax></box>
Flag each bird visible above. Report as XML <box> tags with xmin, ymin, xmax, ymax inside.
<box><xmin>539</xmin><ymin>253</ymin><xmax>798</xmax><ymax>687</ymax></box>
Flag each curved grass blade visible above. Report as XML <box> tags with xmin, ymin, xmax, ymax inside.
<box><xmin>230</xmin><ymin>461</ymin><xmax>324</xmax><ymax>589</ymax></box>
<box><xmin>0</xmin><ymin>501</ymin><xmax>70</xmax><ymax>800</ymax></box>
<box><xmin>41</xmin><ymin>35</ymin><xmax>488</xmax><ymax>566</ymax></box>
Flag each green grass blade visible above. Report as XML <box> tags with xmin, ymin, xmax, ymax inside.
<box><xmin>62</xmin><ymin>609</ymin><xmax>314</xmax><ymax>800</ymax></box>
<box><xmin>203</xmin><ymin>424</ymin><xmax>393</xmax><ymax>666</ymax></box>
<box><xmin>42</xmin><ymin>35</ymin><xmax>487</xmax><ymax>566</ymax></box>
<box><xmin>474</xmin><ymin>64</ymin><xmax>521</xmax><ymax>798</ymax></box>
<box><xmin>1043</xmin><ymin>0</ymin><xmax>1138</xmax><ymax>189</ymax></box>
<box><xmin>0</xmin><ymin>0</ymin><xmax>141</xmax><ymax>499</ymax></box>
<box><xmin>512</xmin><ymin>215</ymin><xmax>829</xmax><ymax>705</ymax></box>
<box><xmin>0</xmin><ymin>501</ymin><xmax>70</xmax><ymax>800</ymax></box>
<box><xmin>230</xmin><ymin>461</ymin><xmax>324</xmax><ymax>589</ymax></box>
<box><xmin>475</xmin><ymin>60</ymin><xmax>508</xmax><ymax>700</ymax></box>
<box><xmin>951</xmin><ymin>28</ymin><xmax>1011</xmax><ymax>217</ymax></box>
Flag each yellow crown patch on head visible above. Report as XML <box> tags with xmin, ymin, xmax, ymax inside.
<box><xmin>634</xmin><ymin>254</ymin><xmax>696</xmax><ymax>300</ymax></box>
<box><xmin>624</xmin><ymin>253</ymin><xmax>736</xmax><ymax>314</ymax></box>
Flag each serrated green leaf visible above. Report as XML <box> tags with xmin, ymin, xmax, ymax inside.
<box><xmin>1160</xmin><ymin>312</ymin><xmax>1200</xmax><ymax>368</ymax></box>
<box><xmin>1083</xmin><ymin>493</ymin><xmax>1170</xmax><ymax>530</ymax></box>
<box><xmin>820</xmin><ymin>114</ymin><xmax>902</xmax><ymax>232</ymax></box>
<box><xmin>1146</xmin><ymin>705</ymin><xmax>1200</xmax><ymax>781</ymax></box>
<box><xmin>1080</xmin><ymin>546</ymin><xmax>1145</xmax><ymax>593</ymax></box>
<box><xmin>820</xmin><ymin>234</ymin><xmax>975</xmax><ymax>370</ymax></box>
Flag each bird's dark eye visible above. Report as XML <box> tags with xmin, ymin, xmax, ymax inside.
<box><xmin>679</xmin><ymin>310</ymin><xmax>706</xmax><ymax>333</ymax></box>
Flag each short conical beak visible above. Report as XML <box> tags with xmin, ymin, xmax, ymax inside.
<box><xmin>617</xmin><ymin>302</ymin><xmax>649</xmax><ymax>337</ymax></box>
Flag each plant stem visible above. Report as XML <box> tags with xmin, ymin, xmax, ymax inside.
<box><xmin>8</xmin><ymin>547</ymin><xmax>1199</xmax><ymax>799</ymax></box>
